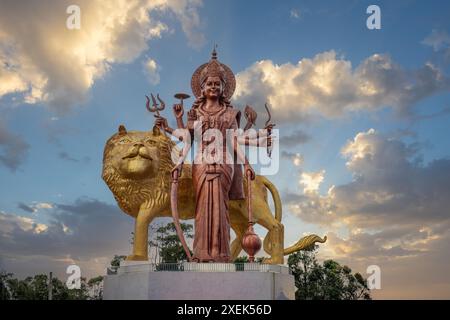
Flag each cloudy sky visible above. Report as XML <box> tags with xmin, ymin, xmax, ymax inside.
<box><xmin>1</xmin><ymin>0</ymin><xmax>450</xmax><ymax>299</ymax></box>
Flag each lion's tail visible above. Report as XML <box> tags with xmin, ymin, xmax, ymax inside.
<box><xmin>260</xmin><ymin>176</ymin><xmax>282</xmax><ymax>223</ymax></box>
<box><xmin>260</xmin><ymin>176</ymin><xmax>327</xmax><ymax>256</ymax></box>
<box><xmin>260</xmin><ymin>176</ymin><xmax>282</xmax><ymax>255</ymax></box>
<box><xmin>283</xmin><ymin>235</ymin><xmax>328</xmax><ymax>256</ymax></box>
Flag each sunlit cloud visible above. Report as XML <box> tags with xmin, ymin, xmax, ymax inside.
<box><xmin>299</xmin><ymin>170</ymin><xmax>325</xmax><ymax>194</ymax></box>
<box><xmin>0</xmin><ymin>0</ymin><xmax>204</xmax><ymax>113</ymax></box>
<box><xmin>234</xmin><ymin>51</ymin><xmax>449</xmax><ymax>123</ymax></box>
<box><xmin>17</xmin><ymin>202</ymin><xmax>54</xmax><ymax>214</ymax></box>
<box><xmin>285</xmin><ymin>129</ymin><xmax>450</xmax><ymax>297</ymax></box>
<box><xmin>281</xmin><ymin>151</ymin><xmax>304</xmax><ymax>166</ymax></box>
<box><xmin>0</xmin><ymin>211</ymin><xmax>49</xmax><ymax>235</ymax></box>
<box><xmin>0</xmin><ymin>198</ymin><xmax>133</xmax><ymax>279</ymax></box>
<box><xmin>144</xmin><ymin>58</ymin><xmax>160</xmax><ymax>85</ymax></box>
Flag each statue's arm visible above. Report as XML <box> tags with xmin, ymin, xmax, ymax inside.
<box><xmin>176</xmin><ymin>118</ymin><xmax>185</xmax><ymax>129</ymax></box>
<box><xmin>173</xmin><ymin>104</ymin><xmax>186</xmax><ymax>129</ymax></box>
<box><xmin>164</xmin><ymin>126</ymin><xmax>175</xmax><ymax>135</ymax></box>
<box><xmin>154</xmin><ymin>115</ymin><xmax>175</xmax><ymax>135</ymax></box>
<box><xmin>154</xmin><ymin>113</ymin><xmax>189</xmax><ymax>140</ymax></box>
<box><xmin>237</xmin><ymin>128</ymin><xmax>272</xmax><ymax>147</ymax></box>
<box><xmin>187</xmin><ymin>108</ymin><xmax>197</xmax><ymax>144</ymax></box>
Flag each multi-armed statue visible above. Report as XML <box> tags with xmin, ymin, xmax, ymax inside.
<box><xmin>152</xmin><ymin>47</ymin><xmax>277</xmax><ymax>263</ymax></box>
<box><xmin>102</xmin><ymin>48</ymin><xmax>326</xmax><ymax>264</ymax></box>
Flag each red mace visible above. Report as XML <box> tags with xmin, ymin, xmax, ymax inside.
<box><xmin>242</xmin><ymin>168</ymin><xmax>262</xmax><ymax>262</ymax></box>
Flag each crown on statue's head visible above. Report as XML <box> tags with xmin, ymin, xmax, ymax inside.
<box><xmin>191</xmin><ymin>45</ymin><xmax>236</xmax><ymax>99</ymax></box>
<box><xmin>199</xmin><ymin>46</ymin><xmax>227</xmax><ymax>86</ymax></box>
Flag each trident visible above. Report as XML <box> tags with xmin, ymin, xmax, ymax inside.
<box><xmin>145</xmin><ymin>93</ymin><xmax>165</xmax><ymax>116</ymax></box>
<box><xmin>145</xmin><ymin>93</ymin><xmax>167</xmax><ymax>136</ymax></box>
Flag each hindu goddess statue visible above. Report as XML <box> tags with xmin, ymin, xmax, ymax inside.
<box><xmin>155</xmin><ymin>48</ymin><xmax>271</xmax><ymax>262</ymax></box>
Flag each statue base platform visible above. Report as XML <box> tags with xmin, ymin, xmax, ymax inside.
<box><xmin>103</xmin><ymin>261</ymin><xmax>295</xmax><ymax>300</ymax></box>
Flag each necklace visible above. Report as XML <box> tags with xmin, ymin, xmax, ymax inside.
<box><xmin>200</xmin><ymin>105</ymin><xmax>226</xmax><ymax>128</ymax></box>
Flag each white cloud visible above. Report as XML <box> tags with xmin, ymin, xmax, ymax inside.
<box><xmin>17</xmin><ymin>202</ymin><xmax>54</xmax><ymax>213</ymax></box>
<box><xmin>34</xmin><ymin>223</ymin><xmax>49</xmax><ymax>234</ymax></box>
<box><xmin>62</xmin><ymin>223</ymin><xmax>72</xmax><ymax>235</ymax></box>
<box><xmin>422</xmin><ymin>29</ymin><xmax>450</xmax><ymax>52</ymax></box>
<box><xmin>290</xmin><ymin>9</ymin><xmax>301</xmax><ymax>19</ymax></box>
<box><xmin>290</xmin><ymin>129</ymin><xmax>450</xmax><ymax>228</ymax></box>
<box><xmin>0</xmin><ymin>211</ymin><xmax>48</xmax><ymax>235</ymax></box>
<box><xmin>34</xmin><ymin>202</ymin><xmax>54</xmax><ymax>210</ymax></box>
<box><xmin>0</xmin><ymin>65</ymin><xmax>28</xmax><ymax>97</ymax></box>
<box><xmin>286</xmin><ymin>129</ymin><xmax>450</xmax><ymax>297</ymax></box>
<box><xmin>0</xmin><ymin>0</ymin><xmax>204</xmax><ymax>113</ymax></box>
<box><xmin>0</xmin><ymin>198</ymin><xmax>134</xmax><ymax>279</ymax></box>
<box><xmin>144</xmin><ymin>58</ymin><xmax>160</xmax><ymax>85</ymax></box>
<box><xmin>299</xmin><ymin>170</ymin><xmax>325</xmax><ymax>194</ymax></box>
<box><xmin>165</xmin><ymin>0</ymin><xmax>206</xmax><ymax>48</ymax></box>
<box><xmin>293</xmin><ymin>155</ymin><xmax>303</xmax><ymax>166</ymax></box>
<box><xmin>233</xmin><ymin>51</ymin><xmax>449</xmax><ymax>123</ymax></box>
<box><xmin>281</xmin><ymin>151</ymin><xmax>304</xmax><ymax>166</ymax></box>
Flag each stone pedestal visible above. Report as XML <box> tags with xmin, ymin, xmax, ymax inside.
<box><xmin>103</xmin><ymin>261</ymin><xmax>294</xmax><ymax>300</ymax></box>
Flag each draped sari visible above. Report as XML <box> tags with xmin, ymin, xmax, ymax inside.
<box><xmin>189</xmin><ymin>105</ymin><xmax>241</xmax><ymax>262</ymax></box>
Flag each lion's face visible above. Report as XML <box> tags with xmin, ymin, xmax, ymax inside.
<box><xmin>102</xmin><ymin>125</ymin><xmax>176</xmax><ymax>216</ymax></box>
<box><xmin>103</xmin><ymin>126</ymin><xmax>161</xmax><ymax>180</ymax></box>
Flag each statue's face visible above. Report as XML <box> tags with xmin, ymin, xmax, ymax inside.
<box><xmin>203</xmin><ymin>76</ymin><xmax>222</xmax><ymax>99</ymax></box>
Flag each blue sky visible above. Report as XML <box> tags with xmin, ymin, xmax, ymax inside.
<box><xmin>1</xmin><ymin>0</ymin><xmax>450</xmax><ymax>299</ymax></box>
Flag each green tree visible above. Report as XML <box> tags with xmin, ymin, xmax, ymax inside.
<box><xmin>87</xmin><ymin>276</ymin><xmax>104</xmax><ymax>300</ymax></box>
<box><xmin>152</xmin><ymin>222</ymin><xmax>193</xmax><ymax>263</ymax></box>
<box><xmin>0</xmin><ymin>271</ymin><xmax>13</xmax><ymax>300</ymax></box>
<box><xmin>233</xmin><ymin>256</ymin><xmax>265</xmax><ymax>263</ymax></box>
<box><xmin>5</xmin><ymin>273</ymin><xmax>89</xmax><ymax>300</ymax></box>
<box><xmin>7</xmin><ymin>275</ymin><xmax>48</xmax><ymax>300</ymax></box>
<box><xmin>1</xmin><ymin>271</ymin><xmax>105</xmax><ymax>300</ymax></box>
<box><xmin>288</xmin><ymin>246</ymin><xmax>371</xmax><ymax>300</ymax></box>
<box><xmin>110</xmin><ymin>255</ymin><xmax>127</xmax><ymax>268</ymax></box>
<box><xmin>233</xmin><ymin>256</ymin><xmax>265</xmax><ymax>271</ymax></box>
<box><xmin>53</xmin><ymin>276</ymin><xmax>89</xmax><ymax>300</ymax></box>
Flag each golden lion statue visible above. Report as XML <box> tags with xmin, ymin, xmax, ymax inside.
<box><xmin>102</xmin><ymin>125</ymin><xmax>326</xmax><ymax>264</ymax></box>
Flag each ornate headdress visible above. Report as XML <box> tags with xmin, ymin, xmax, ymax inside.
<box><xmin>191</xmin><ymin>47</ymin><xmax>236</xmax><ymax>99</ymax></box>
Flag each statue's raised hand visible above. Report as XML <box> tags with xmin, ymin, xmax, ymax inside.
<box><xmin>173</xmin><ymin>104</ymin><xmax>184</xmax><ymax>119</ymax></box>
<box><xmin>154</xmin><ymin>115</ymin><xmax>168</xmax><ymax>131</ymax></box>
